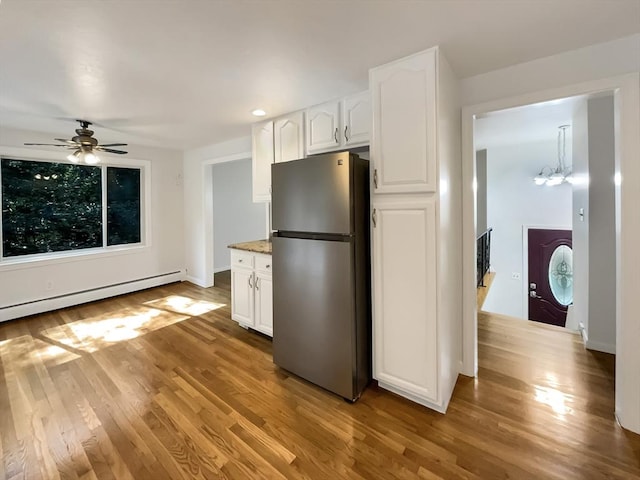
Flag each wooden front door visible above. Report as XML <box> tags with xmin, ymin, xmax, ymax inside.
<box><xmin>528</xmin><ymin>228</ymin><xmax>573</xmax><ymax>327</ymax></box>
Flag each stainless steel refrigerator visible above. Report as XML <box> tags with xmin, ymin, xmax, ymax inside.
<box><xmin>271</xmin><ymin>151</ymin><xmax>371</xmax><ymax>401</ymax></box>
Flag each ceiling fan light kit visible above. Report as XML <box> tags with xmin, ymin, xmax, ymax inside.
<box><xmin>24</xmin><ymin>120</ymin><xmax>128</xmax><ymax>164</ymax></box>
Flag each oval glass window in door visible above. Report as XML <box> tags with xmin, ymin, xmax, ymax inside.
<box><xmin>548</xmin><ymin>245</ymin><xmax>573</xmax><ymax>306</ymax></box>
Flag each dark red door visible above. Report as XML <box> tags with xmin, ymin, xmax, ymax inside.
<box><xmin>528</xmin><ymin>229</ymin><xmax>573</xmax><ymax>327</ymax></box>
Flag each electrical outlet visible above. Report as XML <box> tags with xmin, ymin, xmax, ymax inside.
<box><xmin>511</xmin><ymin>272</ymin><xmax>521</xmax><ymax>280</ymax></box>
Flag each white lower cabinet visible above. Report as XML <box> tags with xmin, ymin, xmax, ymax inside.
<box><xmin>372</xmin><ymin>197</ymin><xmax>439</xmax><ymax>405</ymax></box>
<box><xmin>230</xmin><ymin>250</ymin><xmax>273</xmax><ymax>337</ymax></box>
<box><xmin>231</xmin><ymin>267</ymin><xmax>254</xmax><ymax>325</ymax></box>
<box><xmin>254</xmin><ymin>272</ymin><xmax>273</xmax><ymax>336</ymax></box>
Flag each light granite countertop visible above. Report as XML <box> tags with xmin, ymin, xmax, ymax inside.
<box><xmin>227</xmin><ymin>239</ymin><xmax>272</xmax><ymax>254</ymax></box>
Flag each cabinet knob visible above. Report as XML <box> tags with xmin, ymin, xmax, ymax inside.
<box><xmin>372</xmin><ymin>208</ymin><xmax>377</xmax><ymax>228</ymax></box>
<box><xmin>373</xmin><ymin>169</ymin><xmax>378</xmax><ymax>189</ymax></box>
<box><xmin>344</xmin><ymin>125</ymin><xmax>349</xmax><ymax>142</ymax></box>
<box><xmin>334</xmin><ymin>128</ymin><xmax>339</xmax><ymax>143</ymax></box>
<box><xmin>266</xmin><ymin>264</ymin><xmax>271</xmax><ymax>269</ymax></box>
<box><xmin>255</xmin><ymin>278</ymin><xmax>260</xmax><ymax>290</ymax></box>
<box><xmin>239</xmin><ymin>259</ymin><xmax>243</xmax><ymax>263</ymax></box>
<box><xmin>248</xmin><ymin>276</ymin><xmax>253</xmax><ymax>288</ymax></box>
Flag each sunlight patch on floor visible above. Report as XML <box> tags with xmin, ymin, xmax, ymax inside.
<box><xmin>0</xmin><ymin>335</ymin><xmax>81</xmax><ymax>369</ymax></box>
<box><xmin>40</xmin><ymin>307</ymin><xmax>189</xmax><ymax>353</ymax></box>
<box><xmin>144</xmin><ymin>295</ymin><xmax>225</xmax><ymax>316</ymax></box>
<box><xmin>533</xmin><ymin>372</ymin><xmax>573</xmax><ymax>418</ymax></box>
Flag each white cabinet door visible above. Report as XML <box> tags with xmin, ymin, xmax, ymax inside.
<box><xmin>306</xmin><ymin>101</ymin><xmax>341</xmax><ymax>154</ymax></box>
<box><xmin>254</xmin><ymin>272</ymin><xmax>273</xmax><ymax>336</ymax></box>
<box><xmin>372</xmin><ymin>197</ymin><xmax>438</xmax><ymax>403</ymax></box>
<box><xmin>231</xmin><ymin>268</ymin><xmax>254</xmax><ymax>326</ymax></box>
<box><xmin>274</xmin><ymin>111</ymin><xmax>305</xmax><ymax>163</ymax></box>
<box><xmin>343</xmin><ymin>91</ymin><xmax>370</xmax><ymax>148</ymax></box>
<box><xmin>370</xmin><ymin>49</ymin><xmax>437</xmax><ymax>194</ymax></box>
<box><xmin>251</xmin><ymin>120</ymin><xmax>274</xmax><ymax>202</ymax></box>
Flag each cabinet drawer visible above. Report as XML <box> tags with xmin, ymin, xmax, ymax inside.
<box><xmin>255</xmin><ymin>254</ymin><xmax>273</xmax><ymax>274</ymax></box>
<box><xmin>231</xmin><ymin>250</ymin><xmax>254</xmax><ymax>268</ymax></box>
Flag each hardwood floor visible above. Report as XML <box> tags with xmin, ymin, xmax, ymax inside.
<box><xmin>1</xmin><ymin>271</ymin><xmax>638</xmax><ymax>479</ymax></box>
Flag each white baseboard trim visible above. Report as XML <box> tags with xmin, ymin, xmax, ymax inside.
<box><xmin>214</xmin><ymin>265</ymin><xmax>231</xmax><ymax>273</ymax></box>
<box><xmin>377</xmin><ymin>381</ymin><xmax>447</xmax><ymax>414</ymax></box>
<box><xmin>184</xmin><ymin>275</ymin><xmax>210</xmax><ymax>288</ymax></box>
<box><xmin>586</xmin><ymin>339</ymin><xmax>616</xmax><ymax>355</ymax></box>
<box><xmin>579</xmin><ymin>321</ymin><xmax>588</xmax><ymax>345</ymax></box>
<box><xmin>0</xmin><ymin>270</ymin><xmax>185</xmax><ymax>323</ymax></box>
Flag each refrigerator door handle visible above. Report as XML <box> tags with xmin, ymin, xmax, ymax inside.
<box><xmin>372</xmin><ymin>208</ymin><xmax>377</xmax><ymax>228</ymax></box>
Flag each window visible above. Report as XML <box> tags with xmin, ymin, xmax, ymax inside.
<box><xmin>107</xmin><ymin>167</ymin><xmax>141</xmax><ymax>246</ymax></box>
<box><xmin>1</xmin><ymin>158</ymin><xmax>143</xmax><ymax>259</ymax></box>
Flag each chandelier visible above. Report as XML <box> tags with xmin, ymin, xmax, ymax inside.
<box><xmin>534</xmin><ymin>125</ymin><xmax>572</xmax><ymax>186</ymax></box>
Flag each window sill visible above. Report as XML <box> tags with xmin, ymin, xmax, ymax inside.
<box><xmin>0</xmin><ymin>244</ymin><xmax>149</xmax><ymax>272</ymax></box>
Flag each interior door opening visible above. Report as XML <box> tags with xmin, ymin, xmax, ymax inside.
<box><xmin>474</xmin><ymin>91</ymin><xmax>617</xmax><ymax>350</ymax></box>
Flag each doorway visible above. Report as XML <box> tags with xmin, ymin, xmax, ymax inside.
<box><xmin>211</xmin><ymin>158</ymin><xmax>266</xmax><ymax>273</ymax></box>
<box><xmin>474</xmin><ymin>98</ymin><xmax>576</xmax><ymax>326</ymax></box>
<box><xmin>461</xmin><ymin>73</ymin><xmax>640</xmax><ymax>433</ymax></box>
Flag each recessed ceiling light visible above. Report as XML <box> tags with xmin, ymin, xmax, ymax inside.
<box><xmin>251</xmin><ymin>109</ymin><xmax>266</xmax><ymax>117</ymax></box>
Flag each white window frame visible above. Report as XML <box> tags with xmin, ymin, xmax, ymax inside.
<box><xmin>0</xmin><ymin>147</ymin><xmax>151</xmax><ymax>272</ymax></box>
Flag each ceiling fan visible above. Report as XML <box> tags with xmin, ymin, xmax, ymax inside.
<box><xmin>24</xmin><ymin>119</ymin><xmax>128</xmax><ymax>164</ymax></box>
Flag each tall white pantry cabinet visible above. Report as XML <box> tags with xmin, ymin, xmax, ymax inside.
<box><xmin>369</xmin><ymin>46</ymin><xmax>462</xmax><ymax>413</ymax></box>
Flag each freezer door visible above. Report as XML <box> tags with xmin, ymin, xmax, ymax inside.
<box><xmin>272</xmin><ymin>152</ymin><xmax>353</xmax><ymax>235</ymax></box>
<box><xmin>272</xmin><ymin>236</ymin><xmax>356</xmax><ymax>399</ymax></box>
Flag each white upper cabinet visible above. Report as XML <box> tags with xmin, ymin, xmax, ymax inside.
<box><xmin>252</xmin><ymin>111</ymin><xmax>304</xmax><ymax>202</ymax></box>
<box><xmin>342</xmin><ymin>91</ymin><xmax>371</xmax><ymax>148</ymax></box>
<box><xmin>306</xmin><ymin>101</ymin><xmax>341</xmax><ymax>153</ymax></box>
<box><xmin>274</xmin><ymin>111</ymin><xmax>305</xmax><ymax>163</ymax></box>
<box><xmin>370</xmin><ymin>49</ymin><xmax>437</xmax><ymax>193</ymax></box>
<box><xmin>251</xmin><ymin>120</ymin><xmax>274</xmax><ymax>203</ymax></box>
<box><xmin>305</xmin><ymin>91</ymin><xmax>370</xmax><ymax>155</ymax></box>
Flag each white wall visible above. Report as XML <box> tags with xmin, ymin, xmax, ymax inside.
<box><xmin>436</xmin><ymin>52</ymin><xmax>462</xmax><ymax>411</ymax></box>
<box><xmin>572</xmin><ymin>95</ymin><xmax>616</xmax><ymax>353</ymax></box>
<box><xmin>461</xmin><ymin>35</ymin><xmax>640</xmax><ymax>106</ymax></box>
<box><xmin>460</xmin><ymin>33</ymin><xmax>640</xmax><ymax>433</ymax></box>
<box><xmin>212</xmin><ymin>159</ymin><xmax>266</xmax><ymax>271</ymax></box>
<box><xmin>183</xmin><ymin>136</ymin><xmax>252</xmax><ymax>287</ymax></box>
<box><xmin>0</xmin><ymin>127</ymin><xmax>184</xmax><ymax>321</ymax></box>
<box><xmin>482</xmin><ymin>140</ymin><xmax>573</xmax><ymax>319</ymax></box>
<box><xmin>572</xmin><ymin>100</ymin><xmax>589</xmax><ymax>337</ymax></box>
<box><xmin>475</xmin><ymin>149</ymin><xmax>487</xmax><ymax>235</ymax></box>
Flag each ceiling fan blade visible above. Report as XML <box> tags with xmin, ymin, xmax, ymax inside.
<box><xmin>54</xmin><ymin>138</ymin><xmax>79</xmax><ymax>145</ymax></box>
<box><xmin>24</xmin><ymin>143</ymin><xmax>74</xmax><ymax>147</ymax></box>
<box><xmin>97</xmin><ymin>143</ymin><xmax>128</xmax><ymax>147</ymax></box>
<box><xmin>95</xmin><ymin>147</ymin><xmax>128</xmax><ymax>154</ymax></box>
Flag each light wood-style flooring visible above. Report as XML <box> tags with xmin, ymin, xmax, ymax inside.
<box><xmin>1</xmin><ymin>272</ymin><xmax>638</xmax><ymax>479</ymax></box>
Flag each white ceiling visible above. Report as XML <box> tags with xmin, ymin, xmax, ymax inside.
<box><xmin>474</xmin><ymin>96</ymin><xmax>586</xmax><ymax>151</ymax></box>
<box><xmin>1</xmin><ymin>0</ymin><xmax>639</xmax><ymax>150</ymax></box>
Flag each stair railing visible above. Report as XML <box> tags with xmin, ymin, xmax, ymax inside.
<box><xmin>477</xmin><ymin>228</ymin><xmax>493</xmax><ymax>287</ymax></box>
